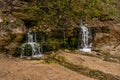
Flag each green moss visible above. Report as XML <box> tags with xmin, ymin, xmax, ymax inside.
<box><xmin>13</xmin><ymin>46</ymin><xmax>21</xmax><ymax>57</ymax></box>
<box><xmin>23</xmin><ymin>44</ymin><xmax>33</xmax><ymax>56</ymax></box>
<box><xmin>12</xmin><ymin>12</ymin><xmax>35</xmax><ymax>20</ymax></box>
<box><xmin>5</xmin><ymin>26</ymin><xmax>11</xmax><ymax>31</ymax></box>
<box><xmin>15</xmin><ymin>20</ymin><xmax>21</xmax><ymax>26</ymax></box>
<box><xmin>10</xmin><ymin>34</ymin><xmax>16</xmax><ymax>42</ymax></box>
<box><xmin>13</xmin><ymin>44</ymin><xmax>33</xmax><ymax>57</ymax></box>
<box><xmin>2</xmin><ymin>18</ymin><xmax>9</xmax><ymax>25</ymax></box>
<box><xmin>41</xmin><ymin>38</ymin><xmax>60</xmax><ymax>52</ymax></box>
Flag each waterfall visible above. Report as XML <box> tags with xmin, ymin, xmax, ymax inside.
<box><xmin>78</xmin><ymin>23</ymin><xmax>92</xmax><ymax>52</ymax></box>
<box><xmin>21</xmin><ymin>30</ymin><xmax>43</xmax><ymax>58</ymax></box>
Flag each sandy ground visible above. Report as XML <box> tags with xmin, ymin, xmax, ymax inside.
<box><xmin>0</xmin><ymin>50</ymin><xmax>120</xmax><ymax>80</ymax></box>
<box><xmin>0</xmin><ymin>54</ymin><xmax>93</xmax><ymax>80</ymax></box>
<box><xmin>60</xmin><ymin>52</ymin><xmax>120</xmax><ymax>76</ymax></box>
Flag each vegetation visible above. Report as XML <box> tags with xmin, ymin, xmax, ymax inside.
<box><xmin>14</xmin><ymin>0</ymin><xmax>116</xmax><ymax>53</ymax></box>
<box><xmin>24</xmin><ymin>0</ymin><xmax>117</xmax><ymax>29</ymax></box>
<box><xmin>2</xmin><ymin>18</ymin><xmax>9</xmax><ymax>25</ymax></box>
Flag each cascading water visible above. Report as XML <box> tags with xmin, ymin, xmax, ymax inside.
<box><xmin>21</xmin><ymin>30</ymin><xmax>43</xmax><ymax>58</ymax></box>
<box><xmin>78</xmin><ymin>23</ymin><xmax>92</xmax><ymax>52</ymax></box>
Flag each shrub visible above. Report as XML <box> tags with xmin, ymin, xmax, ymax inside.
<box><xmin>3</xmin><ymin>18</ymin><xmax>9</xmax><ymax>25</ymax></box>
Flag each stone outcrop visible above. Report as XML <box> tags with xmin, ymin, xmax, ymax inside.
<box><xmin>0</xmin><ymin>0</ymin><xmax>27</xmax><ymax>54</ymax></box>
<box><xmin>0</xmin><ymin>15</ymin><xmax>26</xmax><ymax>54</ymax></box>
<box><xmin>0</xmin><ymin>0</ymin><xmax>120</xmax><ymax>56</ymax></box>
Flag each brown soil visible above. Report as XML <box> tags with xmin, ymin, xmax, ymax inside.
<box><xmin>60</xmin><ymin>51</ymin><xmax>120</xmax><ymax>76</ymax></box>
<box><xmin>0</xmin><ymin>54</ymin><xmax>93</xmax><ymax>80</ymax></box>
<box><xmin>0</xmin><ymin>50</ymin><xmax>120</xmax><ymax>80</ymax></box>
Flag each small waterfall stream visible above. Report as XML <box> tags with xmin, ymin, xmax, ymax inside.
<box><xmin>78</xmin><ymin>23</ymin><xmax>92</xmax><ymax>52</ymax></box>
<box><xmin>21</xmin><ymin>30</ymin><xmax>43</xmax><ymax>58</ymax></box>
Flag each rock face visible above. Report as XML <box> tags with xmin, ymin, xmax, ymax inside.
<box><xmin>0</xmin><ymin>15</ymin><xmax>26</xmax><ymax>54</ymax></box>
<box><xmin>91</xmin><ymin>22</ymin><xmax>120</xmax><ymax>57</ymax></box>
<box><xmin>93</xmin><ymin>33</ymin><xmax>116</xmax><ymax>46</ymax></box>
<box><xmin>0</xmin><ymin>0</ymin><xmax>31</xmax><ymax>54</ymax></box>
<box><xmin>0</xmin><ymin>0</ymin><xmax>120</xmax><ymax>56</ymax></box>
<box><xmin>0</xmin><ymin>0</ymin><xmax>27</xmax><ymax>14</ymax></box>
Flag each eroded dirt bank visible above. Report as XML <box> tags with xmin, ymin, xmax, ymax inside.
<box><xmin>0</xmin><ymin>53</ymin><xmax>93</xmax><ymax>80</ymax></box>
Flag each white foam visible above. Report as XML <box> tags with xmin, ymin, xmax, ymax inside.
<box><xmin>21</xmin><ymin>30</ymin><xmax>43</xmax><ymax>58</ymax></box>
<box><xmin>79</xmin><ymin>48</ymin><xmax>91</xmax><ymax>52</ymax></box>
<box><xmin>32</xmin><ymin>54</ymin><xmax>43</xmax><ymax>58</ymax></box>
<box><xmin>78</xmin><ymin>23</ymin><xmax>92</xmax><ymax>53</ymax></box>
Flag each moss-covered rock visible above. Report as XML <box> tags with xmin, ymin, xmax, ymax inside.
<box><xmin>0</xmin><ymin>15</ymin><xmax>26</xmax><ymax>55</ymax></box>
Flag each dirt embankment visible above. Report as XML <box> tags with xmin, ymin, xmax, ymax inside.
<box><xmin>60</xmin><ymin>52</ymin><xmax>120</xmax><ymax>76</ymax></box>
<box><xmin>1</xmin><ymin>50</ymin><xmax>120</xmax><ymax>80</ymax></box>
<box><xmin>0</xmin><ymin>53</ymin><xmax>93</xmax><ymax>80</ymax></box>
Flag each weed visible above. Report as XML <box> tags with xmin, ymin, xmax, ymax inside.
<box><xmin>3</xmin><ymin>18</ymin><xmax>9</xmax><ymax>25</ymax></box>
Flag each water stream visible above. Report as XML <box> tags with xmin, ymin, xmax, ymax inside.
<box><xmin>78</xmin><ymin>23</ymin><xmax>92</xmax><ymax>52</ymax></box>
<box><xmin>21</xmin><ymin>30</ymin><xmax>43</xmax><ymax>58</ymax></box>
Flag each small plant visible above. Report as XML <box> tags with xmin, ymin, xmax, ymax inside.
<box><xmin>15</xmin><ymin>20</ymin><xmax>21</xmax><ymax>26</ymax></box>
<box><xmin>23</xmin><ymin>44</ymin><xmax>32</xmax><ymax>56</ymax></box>
<box><xmin>5</xmin><ymin>26</ymin><xmax>11</xmax><ymax>31</ymax></box>
<box><xmin>3</xmin><ymin>18</ymin><xmax>9</xmax><ymax>25</ymax></box>
<box><xmin>13</xmin><ymin>46</ymin><xmax>21</xmax><ymax>57</ymax></box>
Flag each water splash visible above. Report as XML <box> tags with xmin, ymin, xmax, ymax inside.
<box><xmin>21</xmin><ymin>30</ymin><xmax>43</xmax><ymax>58</ymax></box>
<box><xmin>78</xmin><ymin>23</ymin><xmax>92</xmax><ymax>52</ymax></box>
